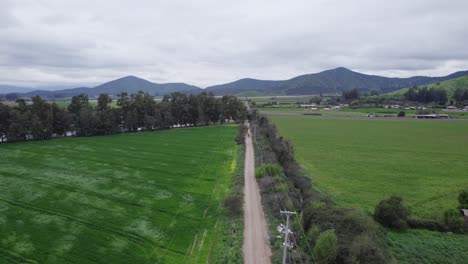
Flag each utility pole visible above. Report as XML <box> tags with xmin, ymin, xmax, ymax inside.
<box><xmin>280</xmin><ymin>210</ymin><xmax>297</xmax><ymax>264</ymax></box>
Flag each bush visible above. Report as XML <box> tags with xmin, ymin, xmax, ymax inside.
<box><xmin>444</xmin><ymin>209</ymin><xmax>464</xmax><ymax>233</ymax></box>
<box><xmin>349</xmin><ymin>234</ymin><xmax>386</xmax><ymax>264</ymax></box>
<box><xmin>407</xmin><ymin>218</ymin><xmax>448</xmax><ymax>232</ymax></box>
<box><xmin>397</xmin><ymin>111</ymin><xmax>405</xmax><ymax>117</ymax></box>
<box><xmin>374</xmin><ymin>196</ymin><xmax>409</xmax><ymax>230</ymax></box>
<box><xmin>255</xmin><ymin>163</ymin><xmax>282</xmax><ymax>179</ymax></box>
<box><xmin>313</xmin><ymin>229</ymin><xmax>337</xmax><ymax>264</ymax></box>
<box><xmin>223</xmin><ymin>195</ymin><xmax>242</xmax><ymax>217</ymax></box>
<box><xmin>458</xmin><ymin>189</ymin><xmax>468</xmax><ymax>209</ymax></box>
<box><xmin>235</xmin><ymin>124</ymin><xmax>248</xmax><ymax>145</ymax></box>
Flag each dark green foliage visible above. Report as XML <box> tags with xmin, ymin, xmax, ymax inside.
<box><xmin>404</xmin><ymin>86</ymin><xmax>447</xmax><ymax>104</ymax></box>
<box><xmin>313</xmin><ymin>229</ymin><xmax>337</xmax><ymax>264</ymax></box>
<box><xmin>235</xmin><ymin>124</ymin><xmax>248</xmax><ymax>145</ymax></box>
<box><xmin>453</xmin><ymin>87</ymin><xmax>468</xmax><ymax>103</ymax></box>
<box><xmin>0</xmin><ymin>91</ymin><xmax>246</xmax><ymax>142</ymax></box>
<box><xmin>406</xmin><ymin>218</ymin><xmax>448</xmax><ymax>232</ymax></box>
<box><xmin>458</xmin><ymin>189</ymin><xmax>468</xmax><ymax>209</ymax></box>
<box><xmin>349</xmin><ymin>234</ymin><xmax>385</xmax><ymax>264</ymax></box>
<box><xmin>374</xmin><ymin>196</ymin><xmax>409</xmax><ymax>230</ymax></box>
<box><xmin>303</xmin><ymin>207</ymin><xmax>392</xmax><ymax>263</ymax></box>
<box><xmin>397</xmin><ymin>111</ymin><xmax>405</xmax><ymax>117</ymax></box>
<box><xmin>443</xmin><ymin>209</ymin><xmax>464</xmax><ymax>233</ymax></box>
<box><xmin>223</xmin><ymin>195</ymin><xmax>243</xmax><ymax>217</ymax></box>
<box><xmin>255</xmin><ymin>163</ymin><xmax>282</xmax><ymax>179</ymax></box>
<box><xmin>342</xmin><ymin>88</ymin><xmax>360</xmax><ymax>101</ymax></box>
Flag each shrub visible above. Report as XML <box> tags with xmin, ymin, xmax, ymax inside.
<box><xmin>313</xmin><ymin>229</ymin><xmax>337</xmax><ymax>264</ymax></box>
<box><xmin>374</xmin><ymin>196</ymin><xmax>409</xmax><ymax>230</ymax></box>
<box><xmin>235</xmin><ymin>124</ymin><xmax>248</xmax><ymax>145</ymax></box>
<box><xmin>397</xmin><ymin>111</ymin><xmax>405</xmax><ymax>117</ymax></box>
<box><xmin>349</xmin><ymin>234</ymin><xmax>386</xmax><ymax>264</ymax></box>
<box><xmin>444</xmin><ymin>209</ymin><xmax>464</xmax><ymax>233</ymax></box>
<box><xmin>407</xmin><ymin>218</ymin><xmax>448</xmax><ymax>232</ymax></box>
<box><xmin>255</xmin><ymin>163</ymin><xmax>282</xmax><ymax>179</ymax></box>
<box><xmin>223</xmin><ymin>195</ymin><xmax>242</xmax><ymax>217</ymax></box>
<box><xmin>258</xmin><ymin>176</ymin><xmax>275</xmax><ymax>190</ymax></box>
<box><xmin>458</xmin><ymin>189</ymin><xmax>468</xmax><ymax>209</ymax></box>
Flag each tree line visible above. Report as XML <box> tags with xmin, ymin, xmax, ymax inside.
<box><xmin>404</xmin><ymin>86</ymin><xmax>448</xmax><ymax>104</ymax></box>
<box><xmin>0</xmin><ymin>91</ymin><xmax>247</xmax><ymax>142</ymax></box>
<box><xmin>453</xmin><ymin>87</ymin><xmax>468</xmax><ymax>104</ymax></box>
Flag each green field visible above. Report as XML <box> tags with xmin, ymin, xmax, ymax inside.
<box><xmin>387</xmin><ymin>229</ymin><xmax>468</xmax><ymax>263</ymax></box>
<box><xmin>267</xmin><ymin>115</ymin><xmax>468</xmax><ymax>261</ymax></box>
<box><xmin>0</xmin><ymin>126</ymin><xmax>238</xmax><ymax>263</ymax></box>
<box><xmin>269</xmin><ymin>116</ymin><xmax>468</xmax><ymax>219</ymax></box>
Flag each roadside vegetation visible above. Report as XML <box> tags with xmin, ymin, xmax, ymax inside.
<box><xmin>209</xmin><ymin>125</ymin><xmax>247</xmax><ymax>263</ymax></box>
<box><xmin>250</xmin><ymin>111</ymin><xmax>394</xmax><ymax>263</ymax></box>
<box><xmin>0</xmin><ymin>126</ymin><xmax>238</xmax><ymax>263</ymax></box>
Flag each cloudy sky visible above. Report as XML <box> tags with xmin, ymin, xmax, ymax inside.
<box><xmin>1</xmin><ymin>0</ymin><xmax>468</xmax><ymax>89</ymax></box>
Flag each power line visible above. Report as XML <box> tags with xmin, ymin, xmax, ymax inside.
<box><xmin>280</xmin><ymin>210</ymin><xmax>297</xmax><ymax>264</ymax></box>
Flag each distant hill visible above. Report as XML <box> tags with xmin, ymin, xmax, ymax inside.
<box><xmin>3</xmin><ymin>68</ymin><xmax>468</xmax><ymax>99</ymax></box>
<box><xmin>14</xmin><ymin>76</ymin><xmax>201</xmax><ymax>98</ymax></box>
<box><xmin>389</xmin><ymin>75</ymin><xmax>468</xmax><ymax>98</ymax></box>
<box><xmin>205</xmin><ymin>67</ymin><xmax>468</xmax><ymax>96</ymax></box>
<box><xmin>0</xmin><ymin>85</ymin><xmax>35</xmax><ymax>94</ymax></box>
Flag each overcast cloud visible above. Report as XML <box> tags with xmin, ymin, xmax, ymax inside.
<box><xmin>1</xmin><ymin>0</ymin><xmax>468</xmax><ymax>88</ymax></box>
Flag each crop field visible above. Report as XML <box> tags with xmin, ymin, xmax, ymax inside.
<box><xmin>267</xmin><ymin>114</ymin><xmax>468</xmax><ymax>260</ymax></box>
<box><xmin>0</xmin><ymin>126</ymin><xmax>237</xmax><ymax>264</ymax></box>
<box><xmin>387</xmin><ymin>229</ymin><xmax>468</xmax><ymax>263</ymax></box>
<box><xmin>269</xmin><ymin>116</ymin><xmax>468</xmax><ymax>219</ymax></box>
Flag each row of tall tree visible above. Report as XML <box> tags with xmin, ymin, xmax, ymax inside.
<box><xmin>453</xmin><ymin>87</ymin><xmax>468</xmax><ymax>103</ymax></box>
<box><xmin>404</xmin><ymin>86</ymin><xmax>448</xmax><ymax>104</ymax></box>
<box><xmin>0</xmin><ymin>91</ymin><xmax>247</xmax><ymax>142</ymax></box>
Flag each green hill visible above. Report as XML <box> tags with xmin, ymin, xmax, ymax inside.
<box><xmin>206</xmin><ymin>67</ymin><xmax>468</xmax><ymax>96</ymax></box>
<box><xmin>389</xmin><ymin>75</ymin><xmax>468</xmax><ymax>98</ymax></box>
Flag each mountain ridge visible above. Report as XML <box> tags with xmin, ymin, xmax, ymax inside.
<box><xmin>2</xmin><ymin>68</ymin><xmax>468</xmax><ymax>98</ymax></box>
<box><xmin>205</xmin><ymin>67</ymin><xmax>468</xmax><ymax>95</ymax></box>
<box><xmin>11</xmin><ymin>76</ymin><xmax>201</xmax><ymax>98</ymax></box>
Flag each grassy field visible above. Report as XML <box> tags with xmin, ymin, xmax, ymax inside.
<box><xmin>269</xmin><ymin>116</ymin><xmax>468</xmax><ymax>219</ymax></box>
<box><xmin>260</xmin><ymin>106</ymin><xmax>468</xmax><ymax>119</ymax></box>
<box><xmin>387</xmin><ymin>229</ymin><xmax>468</xmax><ymax>263</ymax></box>
<box><xmin>0</xmin><ymin>126</ymin><xmax>238</xmax><ymax>264</ymax></box>
<box><xmin>267</xmin><ymin>114</ymin><xmax>468</xmax><ymax>261</ymax></box>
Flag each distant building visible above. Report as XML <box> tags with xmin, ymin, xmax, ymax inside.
<box><xmin>299</xmin><ymin>104</ymin><xmax>316</xmax><ymax>108</ymax></box>
<box><xmin>414</xmin><ymin>114</ymin><xmax>449</xmax><ymax>119</ymax></box>
<box><xmin>461</xmin><ymin>209</ymin><xmax>468</xmax><ymax>225</ymax></box>
<box><xmin>446</xmin><ymin>106</ymin><xmax>458</xmax><ymax>110</ymax></box>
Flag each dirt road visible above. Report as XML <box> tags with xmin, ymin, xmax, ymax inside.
<box><xmin>243</xmin><ymin>128</ymin><xmax>272</xmax><ymax>264</ymax></box>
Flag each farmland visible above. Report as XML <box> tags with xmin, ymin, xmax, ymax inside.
<box><xmin>265</xmin><ymin>113</ymin><xmax>468</xmax><ymax>260</ymax></box>
<box><xmin>387</xmin><ymin>229</ymin><xmax>468</xmax><ymax>263</ymax></box>
<box><xmin>0</xmin><ymin>125</ymin><xmax>238</xmax><ymax>264</ymax></box>
<box><xmin>268</xmin><ymin>116</ymin><xmax>468</xmax><ymax>219</ymax></box>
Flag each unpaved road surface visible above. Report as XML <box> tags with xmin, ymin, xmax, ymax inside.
<box><xmin>243</xmin><ymin>128</ymin><xmax>272</xmax><ymax>264</ymax></box>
